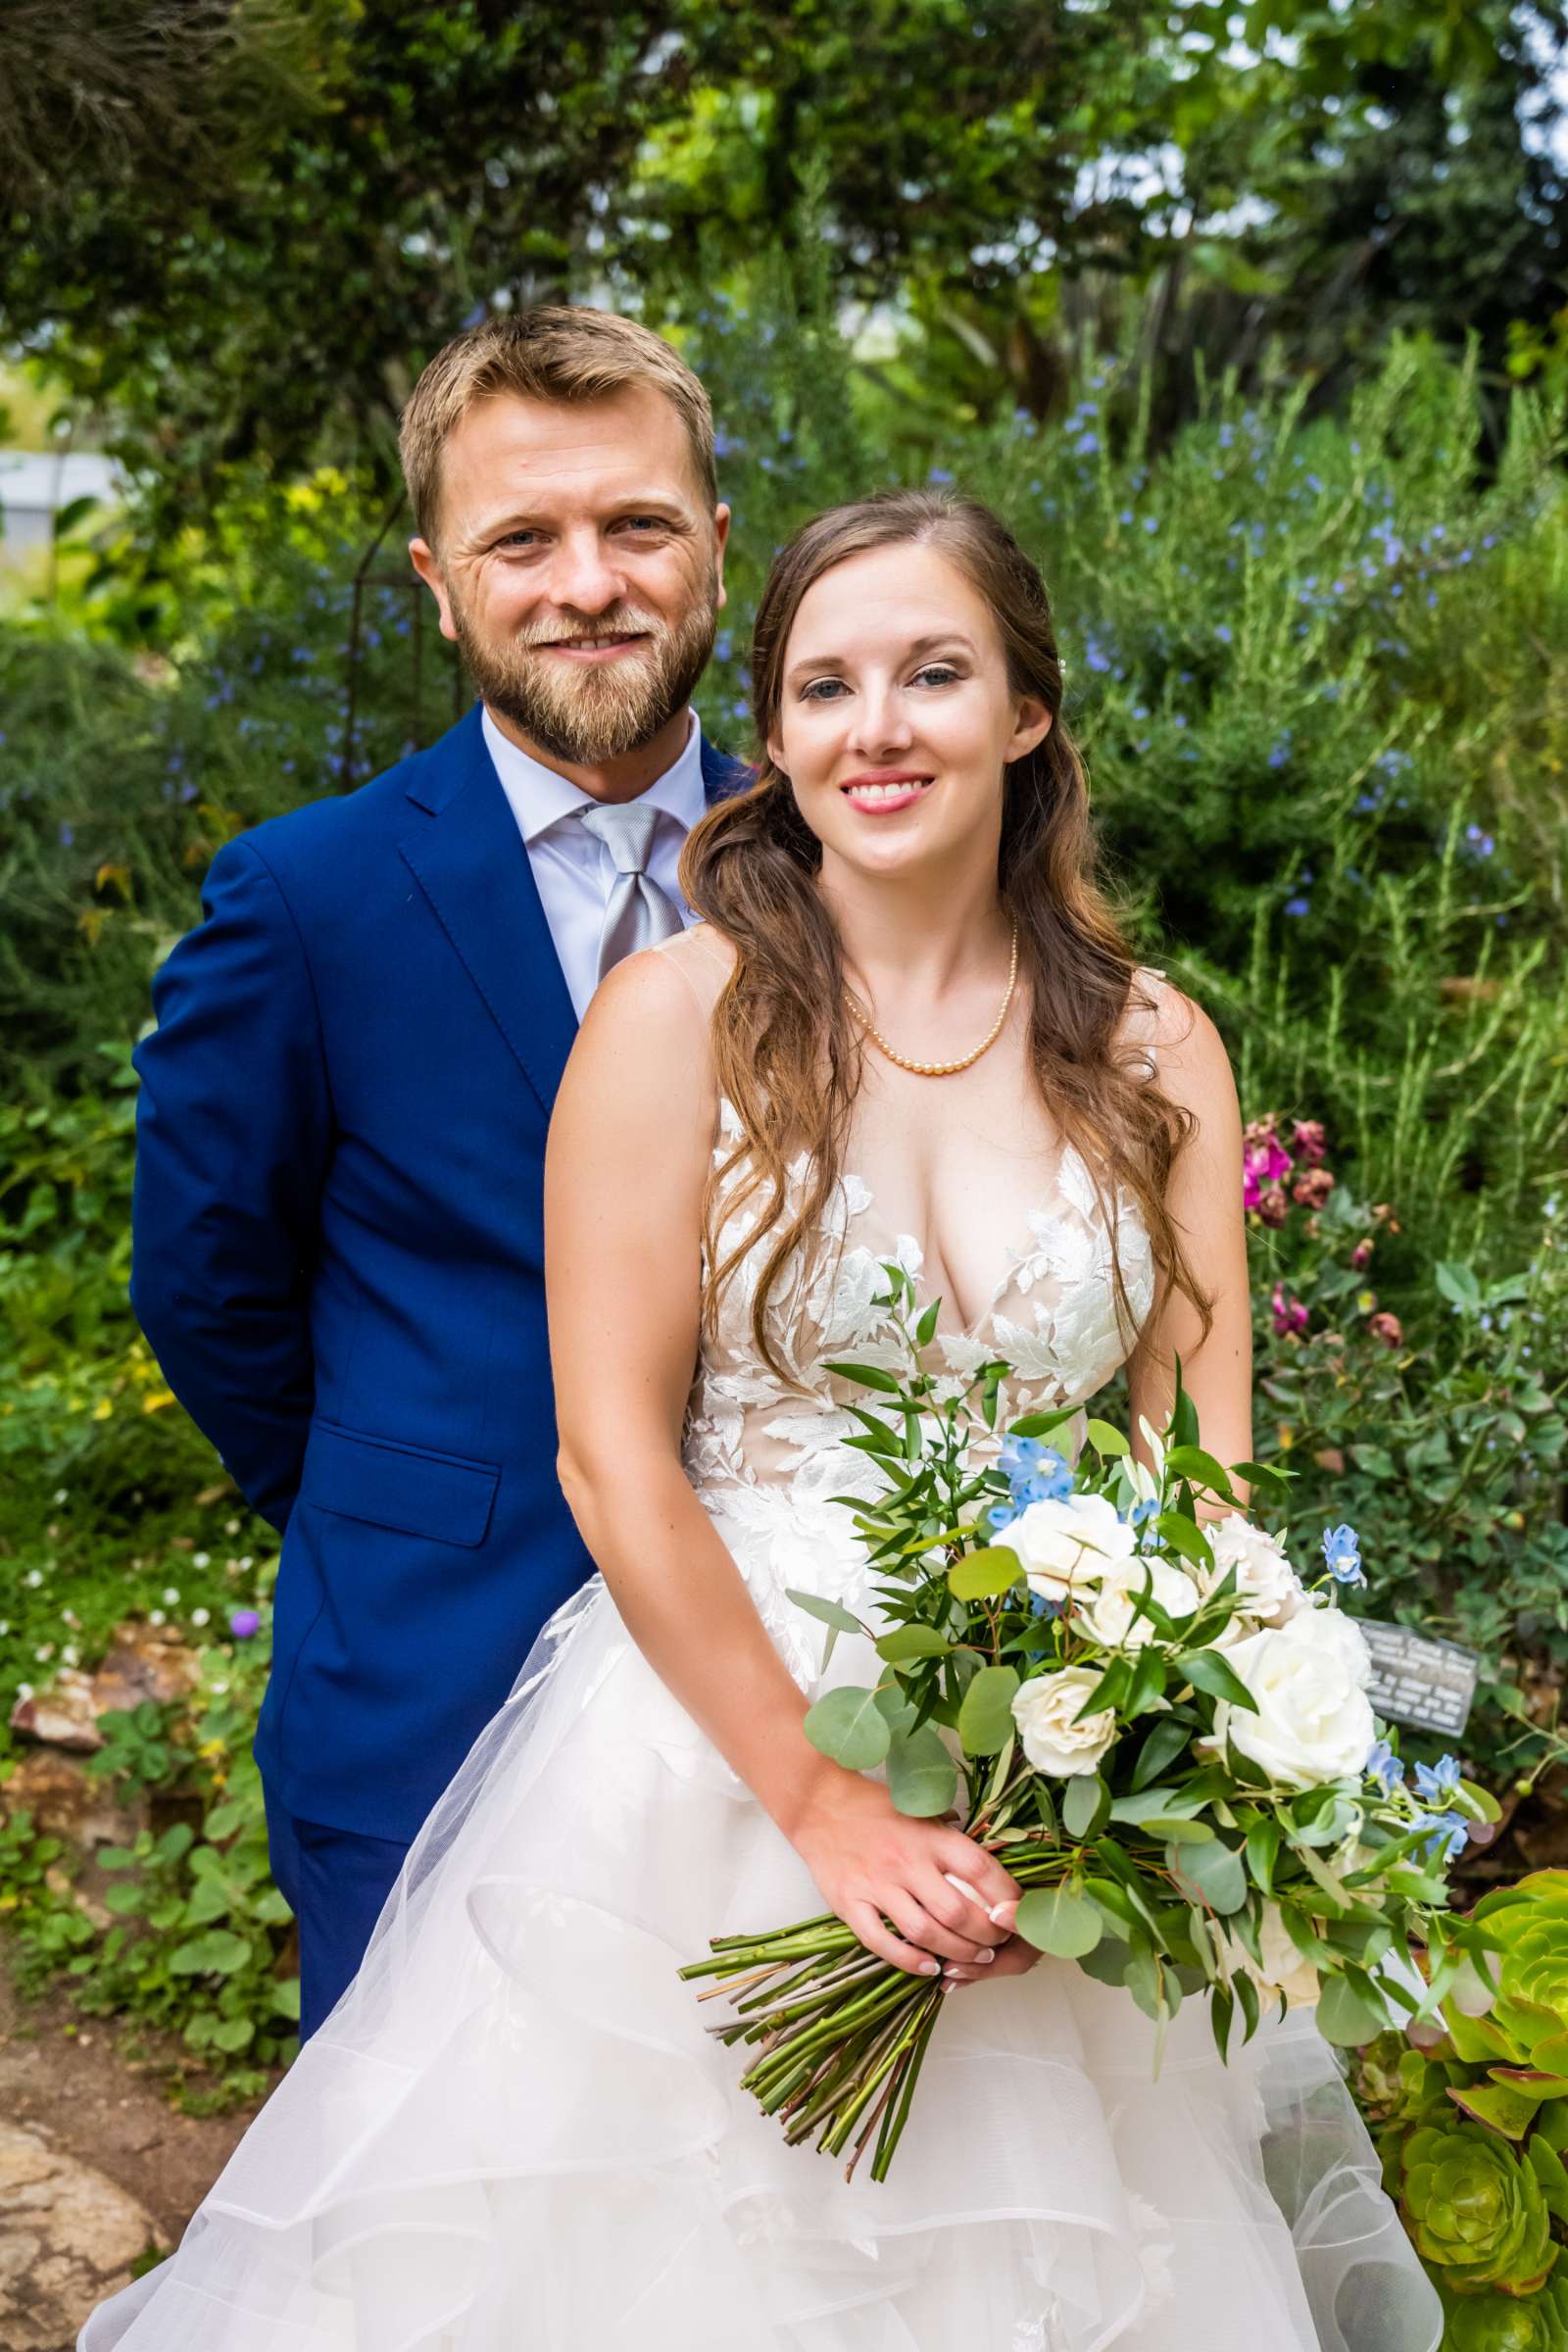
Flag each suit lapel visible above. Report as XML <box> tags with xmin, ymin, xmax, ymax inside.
<box><xmin>399</xmin><ymin>707</ymin><xmax>578</xmax><ymax>1116</ymax></box>
<box><xmin>399</xmin><ymin>709</ymin><xmax>754</xmax><ymax>1117</ymax></box>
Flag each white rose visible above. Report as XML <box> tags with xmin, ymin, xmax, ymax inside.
<box><xmin>1011</xmin><ymin>1667</ymin><xmax>1119</xmax><ymax>1778</ymax></box>
<box><xmin>1222</xmin><ymin>1900</ymin><xmax>1320</xmax><ymax>2013</ymax></box>
<box><xmin>1076</xmin><ymin>1554</ymin><xmax>1200</xmax><ymax>1650</ymax></box>
<box><xmin>1204</xmin><ymin>1514</ymin><xmax>1305</xmax><ymax>1628</ymax></box>
<box><xmin>1211</xmin><ymin>1605</ymin><xmax>1376</xmax><ymax>1788</ymax></box>
<box><xmin>994</xmin><ymin>1493</ymin><xmax>1138</xmax><ymax>1604</ymax></box>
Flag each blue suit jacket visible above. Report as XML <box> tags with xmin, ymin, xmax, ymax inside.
<box><xmin>131</xmin><ymin>704</ymin><xmax>748</xmax><ymax>1840</ymax></box>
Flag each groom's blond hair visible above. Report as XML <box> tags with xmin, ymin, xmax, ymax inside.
<box><xmin>399</xmin><ymin>307</ymin><xmax>717</xmax><ymax>544</ymax></box>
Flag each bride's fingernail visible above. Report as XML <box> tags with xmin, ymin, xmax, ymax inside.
<box><xmin>922</xmin><ymin>1959</ymin><xmax>941</xmax><ymax>1976</ymax></box>
<box><xmin>976</xmin><ymin>1947</ymin><xmax>996</xmax><ymax>1963</ymax></box>
<box><xmin>988</xmin><ymin>1899</ymin><xmax>1017</xmax><ymax>1929</ymax></box>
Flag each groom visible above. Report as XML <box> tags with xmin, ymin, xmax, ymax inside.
<box><xmin>130</xmin><ymin>309</ymin><xmax>745</xmax><ymax>2038</ymax></box>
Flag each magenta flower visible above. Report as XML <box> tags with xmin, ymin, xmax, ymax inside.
<box><xmin>1255</xmin><ymin>1184</ymin><xmax>1290</xmax><ymax>1228</ymax></box>
<box><xmin>1293</xmin><ymin>1119</ymin><xmax>1327</xmax><ymax>1165</ymax></box>
<box><xmin>1292</xmin><ymin>1167</ymin><xmax>1335</xmax><ymax>1210</ymax></box>
<box><xmin>1271</xmin><ymin>1282</ymin><xmax>1309</xmax><ymax>1339</ymax></box>
<box><xmin>1242</xmin><ymin>1118</ymin><xmax>1294</xmax><ymax>1208</ymax></box>
<box><xmin>1368</xmin><ymin>1311</ymin><xmax>1402</xmax><ymax>1348</ymax></box>
<box><xmin>228</xmin><ymin>1608</ymin><xmax>261</xmax><ymax>1640</ymax></box>
<box><xmin>1349</xmin><ymin>1239</ymin><xmax>1373</xmax><ymax>1272</ymax></box>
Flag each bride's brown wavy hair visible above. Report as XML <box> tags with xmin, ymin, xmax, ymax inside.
<box><xmin>680</xmin><ymin>487</ymin><xmax>1213</xmax><ymax>1382</ymax></box>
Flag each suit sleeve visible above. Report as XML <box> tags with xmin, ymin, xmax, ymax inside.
<box><xmin>130</xmin><ymin>836</ymin><xmax>333</xmax><ymax>1532</ymax></box>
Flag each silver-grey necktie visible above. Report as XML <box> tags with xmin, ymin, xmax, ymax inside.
<box><xmin>578</xmin><ymin>800</ymin><xmax>685</xmax><ymax>980</ymax></box>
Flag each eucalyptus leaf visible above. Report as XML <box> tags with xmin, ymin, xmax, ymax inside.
<box><xmin>958</xmin><ymin>1664</ymin><xmax>1020</xmax><ymax>1756</ymax></box>
<box><xmin>876</xmin><ymin>1624</ymin><xmax>952</xmax><ymax>1662</ymax></box>
<box><xmin>886</xmin><ymin>1727</ymin><xmax>958</xmax><ymax>1818</ymax></box>
<box><xmin>1167</xmin><ymin>1836</ymin><xmax>1248</xmax><ymax>1914</ymax></box>
<box><xmin>1085</xmin><ymin>1418</ymin><xmax>1130</xmax><ymax>1456</ymax></box>
<box><xmin>1063</xmin><ymin>1773</ymin><xmax>1111</xmax><ymax>1839</ymax></box>
<box><xmin>786</xmin><ymin>1590</ymin><xmax>865</xmax><ymax>1638</ymax></box>
<box><xmin>1015</xmin><ymin>1884</ymin><xmax>1103</xmax><ymax>1960</ymax></box>
<box><xmin>1315</xmin><ymin>1973</ymin><xmax>1389</xmax><ymax>2048</ymax></box>
<box><xmin>948</xmin><ymin>1546</ymin><xmax>1024</xmax><ymax>1601</ymax></box>
<box><xmin>803</xmin><ymin>1686</ymin><xmax>892</xmax><ymax>1772</ymax></box>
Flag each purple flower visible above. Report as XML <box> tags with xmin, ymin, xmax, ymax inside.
<box><xmin>228</xmin><ymin>1608</ymin><xmax>261</xmax><ymax>1641</ymax></box>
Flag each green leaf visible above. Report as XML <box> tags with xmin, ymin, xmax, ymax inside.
<box><xmin>1085</xmin><ymin>1418</ymin><xmax>1130</xmax><ymax>1456</ymax></box>
<box><xmin>1229</xmin><ymin>1460</ymin><xmax>1291</xmax><ymax>1498</ymax></box>
<box><xmin>822</xmin><ymin>1360</ymin><xmax>904</xmax><ymax>1395</ymax></box>
<box><xmin>1245</xmin><ymin>1815</ymin><xmax>1281</xmax><ymax>1894</ymax></box>
<box><xmin>803</xmin><ymin>1687</ymin><xmax>891</xmax><ymax>1771</ymax></box>
<box><xmin>1124</xmin><ymin>1645</ymin><xmax>1168</xmax><ymax>1718</ymax></box>
<box><xmin>1315</xmin><ymin>1974</ymin><xmax>1389</xmax><ymax>2048</ymax></box>
<box><xmin>1154</xmin><ymin>1512</ymin><xmax>1214</xmax><ymax>1572</ymax></box>
<box><xmin>875</xmin><ymin>1623</ymin><xmax>951</xmax><ymax>1661</ymax></box>
<box><xmin>958</xmin><ymin>1665</ymin><xmax>1020</xmax><ymax>1756</ymax></box>
<box><xmin>886</xmin><ymin>1727</ymin><xmax>958</xmax><ymax>1818</ymax></box>
<box><xmin>873</xmin><ymin>1683</ymin><xmax>920</xmax><ymax>1736</ymax></box>
<box><xmin>1169</xmin><ymin>1357</ymin><xmax>1200</xmax><ymax>1449</ymax></box>
<box><xmin>948</xmin><ymin>1546</ymin><xmax>1023</xmax><ymax>1601</ymax></box>
<box><xmin>201</xmin><ymin>1799</ymin><xmax>250</xmax><ymax>1841</ymax></box>
<box><xmin>1167</xmin><ymin>1836</ymin><xmax>1248</xmax><ymax>1914</ymax></box>
<box><xmin>1015</xmin><ymin>1884</ymin><xmax>1104</xmax><ymax>1960</ymax></box>
<box><xmin>1176</xmin><ymin>1648</ymin><xmax>1258</xmax><ymax>1713</ymax></box>
<box><xmin>1129</xmin><ymin>1715</ymin><xmax>1194</xmax><ymax>1790</ymax></box>
<box><xmin>1163</xmin><ymin>1446</ymin><xmax>1235</xmax><ymax>1496</ymax></box>
<box><xmin>271</xmin><ymin>1977</ymin><xmax>303</xmax><ymax>2022</ymax></box>
<box><xmin>913</xmin><ymin>1298</ymin><xmax>941</xmax><ymax>1348</ymax></box>
<box><xmin>1063</xmin><ymin>1773</ymin><xmax>1111</xmax><ymax>1839</ymax></box>
<box><xmin>1006</xmin><ymin>1407</ymin><xmax>1083</xmax><ymax>1441</ymax></box>
<box><xmin>209</xmin><ymin>2016</ymin><xmax>255</xmax><ymax>2054</ymax></box>
<box><xmin>168</xmin><ymin>1929</ymin><xmax>252</xmax><ymax>1978</ymax></box>
<box><xmin>1141</xmin><ymin>1814</ymin><xmax>1216</xmax><ymax>1842</ymax></box>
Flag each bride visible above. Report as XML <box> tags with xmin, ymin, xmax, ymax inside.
<box><xmin>81</xmin><ymin>489</ymin><xmax>1440</xmax><ymax>2351</ymax></box>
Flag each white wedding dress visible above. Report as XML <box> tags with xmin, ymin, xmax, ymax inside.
<box><xmin>82</xmin><ymin>946</ymin><xmax>1440</xmax><ymax>2352</ymax></box>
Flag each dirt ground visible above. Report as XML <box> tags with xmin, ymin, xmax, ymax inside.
<box><xmin>0</xmin><ymin>1960</ymin><xmax>270</xmax><ymax>2253</ymax></box>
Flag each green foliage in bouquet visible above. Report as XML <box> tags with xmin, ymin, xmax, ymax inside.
<box><xmin>1354</xmin><ymin>1874</ymin><xmax>1568</xmax><ymax>2345</ymax></box>
<box><xmin>682</xmin><ymin>1264</ymin><xmax>1501</xmax><ymax>2181</ymax></box>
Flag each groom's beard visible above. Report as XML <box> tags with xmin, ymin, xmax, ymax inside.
<box><xmin>451</xmin><ymin>590</ymin><xmax>718</xmax><ymax>765</ymax></box>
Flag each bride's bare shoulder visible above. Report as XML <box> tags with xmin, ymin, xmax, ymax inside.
<box><xmin>1116</xmin><ymin>963</ymin><xmax>1236</xmax><ymax>1118</ymax></box>
<box><xmin>560</xmin><ymin>928</ymin><xmax>734</xmax><ymax>1144</ymax></box>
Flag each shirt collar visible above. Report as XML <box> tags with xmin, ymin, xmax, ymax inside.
<box><xmin>480</xmin><ymin>705</ymin><xmax>708</xmax><ymax>847</ymax></box>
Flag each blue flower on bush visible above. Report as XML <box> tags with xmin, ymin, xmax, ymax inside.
<box><xmin>998</xmin><ymin>1435</ymin><xmax>1072</xmax><ymax>1509</ymax></box>
<box><xmin>1321</xmin><ymin>1523</ymin><xmax>1364</xmax><ymax>1585</ymax></box>
<box><xmin>1028</xmin><ymin>1591</ymin><xmax>1065</xmax><ymax>1621</ymax></box>
<box><xmin>1366</xmin><ymin>1738</ymin><xmax>1405</xmax><ymax>1794</ymax></box>
<box><xmin>988</xmin><ymin>1501</ymin><xmax>1017</xmax><ymax>1534</ymax></box>
<box><xmin>1414</xmin><ymin>1809</ymin><xmax>1468</xmax><ymax>1864</ymax></box>
<box><xmin>1414</xmin><ymin>1754</ymin><xmax>1461</xmax><ymax>1804</ymax></box>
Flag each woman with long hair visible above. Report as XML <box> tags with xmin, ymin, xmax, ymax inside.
<box><xmin>81</xmin><ymin>490</ymin><xmax>1438</xmax><ymax>2351</ymax></box>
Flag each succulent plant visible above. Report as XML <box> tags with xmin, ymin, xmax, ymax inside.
<box><xmin>1446</xmin><ymin>1874</ymin><xmax>1568</xmax><ymax>2135</ymax></box>
<box><xmin>1396</xmin><ymin>2117</ymin><xmax>1558</xmax><ymax>2297</ymax></box>
<box><xmin>1441</xmin><ymin>2274</ymin><xmax>1568</xmax><ymax>2352</ymax></box>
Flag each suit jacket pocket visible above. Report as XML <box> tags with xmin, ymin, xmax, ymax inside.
<box><xmin>298</xmin><ymin>1420</ymin><xmax>501</xmax><ymax>1547</ymax></box>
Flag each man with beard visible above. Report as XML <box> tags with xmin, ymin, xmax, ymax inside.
<box><xmin>130</xmin><ymin>310</ymin><xmax>747</xmax><ymax>2036</ymax></box>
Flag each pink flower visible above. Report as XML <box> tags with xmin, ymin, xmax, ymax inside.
<box><xmin>1256</xmin><ymin>1184</ymin><xmax>1290</xmax><ymax>1228</ymax></box>
<box><xmin>228</xmin><ymin>1608</ymin><xmax>261</xmax><ymax>1640</ymax></box>
<box><xmin>1271</xmin><ymin>1283</ymin><xmax>1309</xmax><ymax>1339</ymax></box>
<box><xmin>1241</xmin><ymin>1114</ymin><xmax>1298</xmax><ymax>1203</ymax></box>
<box><xmin>1293</xmin><ymin>1119</ymin><xmax>1327</xmax><ymax>1165</ymax></box>
<box><xmin>1292</xmin><ymin>1168</ymin><xmax>1335</xmax><ymax>1210</ymax></box>
<box><xmin>1349</xmin><ymin>1239</ymin><xmax>1373</xmax><ymax>1271</ymax></box>
<box><xmin>1368</xmin><ymin>1311</ymin><xmax>1402</xmax><ymax>1348</ymax></box>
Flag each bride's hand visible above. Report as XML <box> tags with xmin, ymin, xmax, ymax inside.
<box><xmin>941</xmin><ymin>1935</ymin><xmax>1041</xmax><ymax>1989</ymax></box>
<box><xmin>785</xmin><ymin>1767</ymin><xmax>1022</xmax><ymax>1976</ymax></box>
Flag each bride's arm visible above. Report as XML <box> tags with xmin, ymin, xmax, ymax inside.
<box><xmin>1125</xmin><ymin>987</ymin><xmax>1253</xmax><ymax>1514</ymax></box>
<box><xmin>545</xmin><ymin>950</ymin><xmax>1020</xmax><ymax>1979</ymax></box>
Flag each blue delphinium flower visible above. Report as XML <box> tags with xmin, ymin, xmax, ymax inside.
<box><xmin>998</xmin><ymin>1436</ymin><xmax>1073</xmax><ymax>1510</ymax></box>
<box><xmin>999</xmin><ymin>1434</ymin><xmax>1042</xmax><ymax>1482</ymax></box>
<box><xmin>1321</xmin><ymin>1524</ymin><xmax>1365</xmax><ymax>1586</ymax></box>
<box><xmin>988</xmin><ymin>1501</ymin><xmax>1018</xmax><ymax>1534</ymax></box>
<box><xmin>1029</xmin><ymin>1591</ymin><xmax>1065</xmax><ymax>1621</ymax></box>
<box><xmin>1414</xmin><ymin>1754</ymin><xmax>1461</xmax><ymax>1805</ymax></box>
<box><xmin>1365</xmin><ymin>1738</ymin><xmax>1405</xmax><ymax>1794</ymax></box>
<box><xmin>1413</xmin><ymin>1809</ymin><xmax>1468</xmax><ymax>1865</ymax></box>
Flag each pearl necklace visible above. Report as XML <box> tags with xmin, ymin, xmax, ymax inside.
<box><xmin>845</xmin><ymin>923</ymin><xmax>1021</xmax><ymax>1078</ymax></box>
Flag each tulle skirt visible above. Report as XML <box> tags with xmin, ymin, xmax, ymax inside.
<box><xmin>79</xmin><ymin>1554</ymin><xmax>1442</xmax><ymax>2352</ymax></box>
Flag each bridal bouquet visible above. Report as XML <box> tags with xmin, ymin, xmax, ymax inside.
<box><xmin>680</xmin><ymin>1259</ymin><xmax>1502</xmax><ymax>2182</ymax></box>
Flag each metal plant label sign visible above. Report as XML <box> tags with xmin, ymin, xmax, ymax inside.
<box><xmin>1357</xmin><ymin>1618</ymin><xmax>1479</xmax><ymax>1740</ymax></box>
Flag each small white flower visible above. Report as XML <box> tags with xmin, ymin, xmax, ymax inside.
<box><xmin>191</xmin><ymin>1607</ymin><xmax>211</xmax><ymax>1627</ymax></box>
<box><xmin>1210</xmin><ymin>1605</ymin><xmax>1375</xmax><ymax>1788</ymax></box>
<box><xmin>994</xmin><ymin>1493</ymin><xmax>1138</xmax><ymax>1604</ymax></box>
<box><xmin>224</xmin><ymin>1519</ymin><xmax>241</xmax><ymax>1536</ymax></box>
<box><xmin>161</xmin><ymin>1586</ymin><xmax>180</xmax><ymax>1605</ymax></box>
<box><xmin>32</xmin><ymin>1643</ymin><xmax>54</xmax><ymax>1663</ymax></box>
<box><xmin>17</xmin><ymin>1682</ymin><xmax>33</xmax><ymax>1702</ymax></box>
<box><xmin>1204</xmin><ymin>1514</ymin><xmax>1305</xmax><ymax>1628</ymax></box>
<box><xmin>52</xmin><ymin>1488</ymin><xmax>69</xmax><ymax>1505</ymax></box>
<box><xmin>148</xmin><ymin>1609</ymin><xmax>166</xmax><ymax>1627</ymax></box>
<box><xmin>0</xmin><ymin>1621</ymin><xmax>8</xmax><ymax>1637</ymax></box>
<box><xmin>1076</xmin><ymin>1555</ymin><xmax>1200</xmax><ymax>1650</ymax></box>
<box><xmin>1011</xmin><ymin>1667</ymin><xmax>1118</xmax><ymax>1777</ymax></box>
<box><xmin>60</xmin><ymin>1644</ymin><xmax>78</xmax><ymax>1668</ymax></box>
<box><xmin>24</xmin><ymin>1569</ymin><xmax>43</xmax><ymax>1590</ymax></box>
<box><xmin>192</xmin><ymin>1552</ymin><xmax>211</xmax><ymax>1569</ymax></box>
